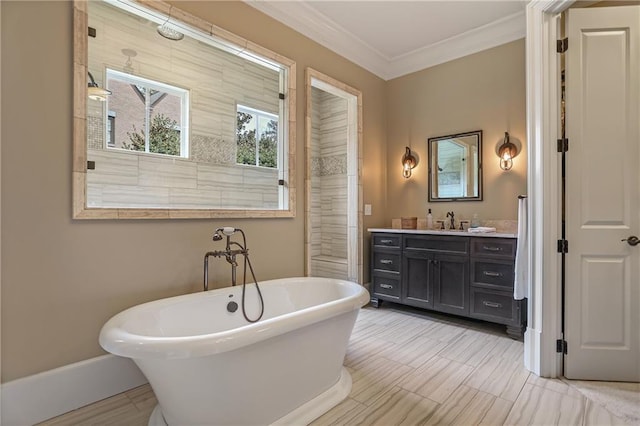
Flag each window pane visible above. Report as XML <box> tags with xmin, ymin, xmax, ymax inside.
<box><xmin>107</xmin><ymin>78</ymin><xmax>146</xmax><ymax>152</ymax></box>
<box><xmin>236</xmin><ymin>111</ymin><xmax>256</xmax><ymax>165</ymax></box>
<box><xmin>258</xmin><ymin>118</ymin><xmax>278</xmax><ymax>168</ymax></box>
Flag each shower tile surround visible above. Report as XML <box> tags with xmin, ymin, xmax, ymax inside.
<box><xmin>85</xmin><ymin>1</ymin><xmax>282</xmax><ymax>210</ymax></box>
<box><xmin>310</xmin><ymin>88</ymin><xmax>350</xmax><ymax>279</ymax></box>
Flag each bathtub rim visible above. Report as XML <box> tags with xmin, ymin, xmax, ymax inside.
<box><xmin>99</xmin><ymin>277</ymin><xmax>369</xmax><ymax>359</ymax></box>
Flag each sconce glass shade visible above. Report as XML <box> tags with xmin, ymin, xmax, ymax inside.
<box><xmin>402</xmin><ymin>146</ymin><xmax>418</xmax><ymax>178</ymax></box>
<box><xmin>87</xmin><ymin>72</ymin><xmax>111</xmax><ymax>101</ymax></box>
<box><xmin>498</xmin><ymin>132</ymin><xmax>517</xmax><ymax>171</ymax></box>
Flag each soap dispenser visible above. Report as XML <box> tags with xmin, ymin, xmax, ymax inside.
<box><xmin>427</xmin><ymin>209</ymin><xmax>433</xmax><ymax>230</ymax></box>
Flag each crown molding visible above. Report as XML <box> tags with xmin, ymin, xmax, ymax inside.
<box><xmin>245</xmin><ymin>0</ymin><xmax>392</xmax><ymax>79</ymax></box>
<box><xmin>387</xmin><ymin>10</ymin><xmax>526</xmax><ymax>80</ymax></box>
<box><xmin>244</xmin><ymin>1</ymin><xmax>526</xmax><ymax>81</ymax></box>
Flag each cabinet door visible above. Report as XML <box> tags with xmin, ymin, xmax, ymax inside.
<box><xmin>402</xmin><ymin>250</ymin><xmax>433</xmax><ymax>309</ymax></box>
<box><xmin>432</xmin><ymin>254</ymin><xmax>469</xmax><ymax>315</ymax></box>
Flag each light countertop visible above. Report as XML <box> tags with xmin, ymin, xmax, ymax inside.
<box><xmin>368</xmin><ymin>228</ymin><xmax>517</xmax><ymax>239</ymax></box>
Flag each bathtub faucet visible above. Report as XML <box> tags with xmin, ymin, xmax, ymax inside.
<box><xmin>204</xmin><ymin>227</ymin><xmax>248</xmax><ymax>291</ymax></box>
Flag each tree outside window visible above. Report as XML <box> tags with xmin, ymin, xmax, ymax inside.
<box><xmin>236</xmin><ymin>105</ymin><xmax>278</xmax><ymax>168</ymax></box>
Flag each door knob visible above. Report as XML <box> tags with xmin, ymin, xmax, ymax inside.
<box><xmin>621</xmin><ymin>236</ymin><xmax>639</xmax><ymax>246</ymax></box>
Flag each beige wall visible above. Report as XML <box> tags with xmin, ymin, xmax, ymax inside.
<box><xmin>0</xmin><ymin>1</ymin><xmax>388</xmax><ymax>382</ymax></box>
<box><xmin>386</xmin><ymin>39</ymin><xmax>527</xmax><ymax>224</ymax></box>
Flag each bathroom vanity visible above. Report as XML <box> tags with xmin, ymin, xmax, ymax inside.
<box><xmin>369</xmin><ymin>229</ymin><xmax>526</xmax><ymax>339</ymax></box>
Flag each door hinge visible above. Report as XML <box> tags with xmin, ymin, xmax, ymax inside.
<box><xmin>87</xmin><ymin>160</ymin><xmax>96</xmax><ymax>170</ymax></box>
<box><xmin>556</xmin><ymin>339</ymin><xmax>568</xmax><ymax>354</ymax></box>
<box><xmin>279</xmin><ymin>93</ymin><xmax>285</xmax><ymax>100</ymax></box>
<box><xmin>557</xmin><ymin>38</ymin><xmax>568</xmax><ymax>53</ymax></box>
<box><xmin>557</xmin><ymin>138</ymin><xmax>569</xmax><ymax>153</ymax></box>
<box><xmin>278</xmin><ymin>179</ymin><xmax>285</xmax><ymax>186</ymax></box>
<box><xmin>557</xmin><ymin>239</ymin><xmax>568</xmax><ymax>253</ymax></box>
<box><xmin>88</xmin><ymin>27</ymin><xmax>96</xmax><ymax>38</ymax></box>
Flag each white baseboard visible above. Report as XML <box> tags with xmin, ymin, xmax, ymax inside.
<box><xmin>1</xmin><ymin>354</ymin><xmax>147</xmax><ymax>425</ymax></box>
<box><xmin>524</xmin><ymin>326</ymin><xmax>544</xmax><ymax>377</ymax></box>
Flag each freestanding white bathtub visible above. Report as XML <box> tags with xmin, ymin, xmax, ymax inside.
<box><xmin>99</xmin><ymin>277</ymin><xmax>369</xmax><ymax>426</ymax></box>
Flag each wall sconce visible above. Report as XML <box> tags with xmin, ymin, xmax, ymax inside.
<box><xmin>498</xmin><ymin>132</ymin><xmax>518</xmax><ymax>170</ymax></box>
<box><xmin>87</xmin><ymin>72</ymin><xmax>111</xmax><ymax>101</ymax></box>
<box><xmin>402</xmin><ymin>146</ymin><xmax>418</xmax><ymax>178</ymax></box>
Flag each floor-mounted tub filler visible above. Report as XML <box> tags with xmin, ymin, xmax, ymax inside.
<box><xmin>99</xmin><ymin>276</ymin><xmax>369</xmax><ymax>425</ymax></box>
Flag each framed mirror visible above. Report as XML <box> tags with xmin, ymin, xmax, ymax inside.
<box><xmin>428</xmin><ymin>130</ymin><xmax>482</xmax><ymax>202</ymax></box>
<box><xmin>73</xmin><ymin>0</ymin><xmax>296</xmax><ymax>219</ymax></box>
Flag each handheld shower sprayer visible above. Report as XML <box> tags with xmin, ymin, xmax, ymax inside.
<box><xmin>204</xmin><ymin>227</ymin><xmax>264</xmax><ymax>323</ymax></box>
<box><xmin>212</xmin><ymin>227</ymin><xmax>237</xmax><ymax>241</ymax></box>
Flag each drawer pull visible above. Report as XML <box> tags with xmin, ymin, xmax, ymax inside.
<box><xmin>380</xmin><ymin>259</ymin><xmax>393</xmax><ymax>265</ymax></box>
<box><xmin>380</xmin><ymin>239</ymin><xmax>394</xmax><ymax>244</ymax></box>
<box><xmin>380</xmin><ymin>283</ymin><xmax>394</xmax><ymax>289</ymax></box>
<box><xmin>483</xmin><ymin>301</ymin><xmax>503</xmax><ymax>309</ymax></box>
<box><xmin>483</xmin><ymin>271</ymin><xmax>503</xmax><ymax>277</ymax></box>
<box><xmin>482</xmin><ymin>246</ymin><xmax>502</xmax><ymax>252</ymax></box>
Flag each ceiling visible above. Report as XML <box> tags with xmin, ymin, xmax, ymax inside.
<box><xmin>244</xmin><ymin>1</ymin><xmax>529</xmax><ymax>80</ymax></box>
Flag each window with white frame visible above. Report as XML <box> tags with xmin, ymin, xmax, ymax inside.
<box><xmin>236</xmin><ymin>105</ymin><xmax>278</xmax><ymax>168</ymax></box>
<box><xmin>106</xmin><ymin>69</ymin><xmax>189</xmax><ymax>157</ymax></box>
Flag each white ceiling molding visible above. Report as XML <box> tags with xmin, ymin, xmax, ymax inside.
<box><xmin>244</xmin><ymin>1</ymin><xmax>526</xmax><ymax>81</ymax></box>
<box><xmin>244</xmin><ymin>0</ymin><xmax>392</xmax><ymax>79</ymax></box>
<box><xmin>386</xmin><ymin>10</ymin><xmax>526</xmax><ymax>80</ymax></box>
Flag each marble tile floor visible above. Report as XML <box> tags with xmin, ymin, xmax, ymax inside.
<box><xmin>39</xmin><ymin>305</ymin><xmax>635</xmax><ymax>426</ymax></box>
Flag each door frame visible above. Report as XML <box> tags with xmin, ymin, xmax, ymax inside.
<box><xmin>525</xmin><ymin>0</ymin><xmax>575</xmax><ymax>377</ymax></box>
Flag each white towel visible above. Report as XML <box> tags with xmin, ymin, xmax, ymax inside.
<box><xmin>467</xmin><ymin>227</ymin><xmax>496</xmax><ymax>233</ymax></box>
<box><xmin>514</xmin><ymin>197</ymin><xmax>528</xmax><ymax>300</ymax></box>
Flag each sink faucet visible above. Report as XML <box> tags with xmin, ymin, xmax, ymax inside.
<box><xmin>446</xmin><ymin>211</ymin><xmax>455</xmax><ymax>230</ymax></box>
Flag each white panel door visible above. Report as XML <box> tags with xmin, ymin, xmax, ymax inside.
<box><xmin>565</xmin><ymin>5</ymin><xmax>640</xmax><ymax>381</ymax></box>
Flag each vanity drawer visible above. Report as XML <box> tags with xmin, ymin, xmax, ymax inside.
<box><xmin>373</xmin><ymin>234</ymin><xmax>401</xmax><ymax>248</ymax></box>
<box><xmin>404</xmin><ymin>235</ymin><xmax>469</xmax><ymax>255</ymax></box>
<box><xmin>372</xmin><ymin>272</ymin><xmax>401</xmax><ymax>299</ymax></box>
<box><xmin>471</xmin><ymin>258</ymin><xmax>515</xmax><ymax>290</ymax></box>
<box><xmin>470</xmin><ymin>238</ymin><xmax>516</xmax><ymax>259</ymax></box>
<box><xmin>470</xmin><ymin>288</ymin><xmax>516</xmax><ymax>325</ymax></box>
<box><xmin>372</xmin><ymin>249</ymin><xmax>401</xmax><ymax>273</ymax></box>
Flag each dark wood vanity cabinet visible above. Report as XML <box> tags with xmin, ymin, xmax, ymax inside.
<box><xmin>403</xmin><ymin>235</ymin><xmax>469</xmax><ymax>315</ymax></box>
<box><xmin>371</xmin><ymin>233</ymin><xmax>402</xmax><ymax>303</ymax></box>
<box><xmin>370</xmin><ymin>231</ymin><xmax>525</xmax><ymax>339</ymax></box>
<box><xmin>469</xmin><ymin>238</ymin><xmax>526</xmax><ymax>339</ymax></box>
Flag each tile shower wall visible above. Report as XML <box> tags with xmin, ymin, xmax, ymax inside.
<box><xmin>86</xmin><ymin>148</ymin><xmax>279</xmax><ymax>209</ymax></box>
<box><xmin>85</xmin><ymin>1</ymin><xmax>281</xmax><ymax>209</ymax></box>
<box><xmin>310</xmin><ymin>88</ymin><xmax>349</xmax><ymax>279</ymax></box>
